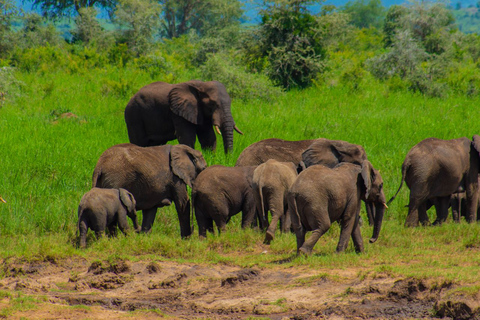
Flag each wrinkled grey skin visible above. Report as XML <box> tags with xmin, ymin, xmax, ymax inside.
<box><xmin>78</xmin><ymin>187</ymin><xmax>139</xmax><ymax>248</ymax></box>
<box><xmin>235</xmin><ymin>138</ymin><xmax>315</xmax><ymax>169</ymax></box>
<box><xmin>125</xmin><ymin>80</ymin><xmax>242</xmax><ymax>154</ymax></box>
<box><xmin>252</xmin><ymin>159</ymin><xmax>298</xmax><ymax>244</ymax></box>
<box><xmin>288</xmin><ymin>162</ymin><xmax>386</xmax><ymax>255</ymax></box>
<box><xmin>192</xmin><ymin>165</ymin><xmax>257</xmax><ymax>238</ymax></box>
<box><xmin>92</xmin><ymin>143</ymin><xmax>207</xmax><ymax>238</ymax></box>
<box><xmin>301</xmin><ymin>138</ymin><xmax>377</xmax><ymax>226</ymax></box>
<box><xmin>389</xmin><ymin>136</ymin><xmax>480</xmax><ymax>227</ymax></box>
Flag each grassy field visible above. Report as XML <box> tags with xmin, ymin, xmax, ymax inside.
<box><xmin>1</xmin><ymin>59</ymin><xmax>480</xmax><ymax>288</ymax></box>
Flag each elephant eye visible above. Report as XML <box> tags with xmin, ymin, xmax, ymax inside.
<box><xmin>379</xmin><ymin>183</ymin><xmax>383</xmax><ymax>190</ymax></box>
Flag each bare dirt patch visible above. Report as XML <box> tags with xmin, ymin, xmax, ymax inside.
<box><xmin>0</xmin><ymin>256</ymin><xmax>479</xmax><ymax>319</ymax></box>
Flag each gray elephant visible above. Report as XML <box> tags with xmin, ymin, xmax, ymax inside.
<box><xmin>192</xmin><ymin>165</ymin><xmax>257</xmax><ymax>237</ymax></box>
<box><xmin>301</xmin><ymin>138</ymin><xmax>377</xmax><ymax>226</ymax></box>
<box><xmin>124</xmin><ymin>80</ymin><xmax>243</xmax><ymax>154</ymax></box>
<box><xmin>78</xmin><ymin>187</ymin><xmax>139</xmax><ymax>248</ymax></box>
<box><xmin>235</xmin><ymin>138</ymin><xmax>315</xmax><ymax>169</ymax></box>
<box><xmin>288</xmin><ymin>161</ymin><xmax>386</xmax><ymax>254</ymax></box>
<box><xmin>301</xmin><ymin>138</ymin><xmax>368</xmax><ymax>168</ymax></box>
<box><xmin>92</xmin><ymin>143</ymin><xmax>207</xmax><ymax>237</ymax></box>
<box><xmin>252</xmin><ymin>159</ymin><xmax>298</xmax><ymax>244</ymax></box>
<box><xmin>389</xmin><ymin>136</ymin><xmax>480</xmax><ymax>227</ymax></box>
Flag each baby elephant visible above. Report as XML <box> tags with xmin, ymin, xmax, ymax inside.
<box><xmin>192</xmin><ymin>165</ymin><xmax>257</xmax><ymax>238</ymax></box>
<box><xmin>288</xmin><ymin>161</ymin><xmax>387</xmax><ymax>255</ymax></box>
<box><xmin>252</xmin><ymin>159</ymin><xmax>298</xmax><ymax>244</ymax></box>
<box><xmin>78</xmin><ymin>187</ymin><xmax>139</xmax><ymax>248</ymax></box>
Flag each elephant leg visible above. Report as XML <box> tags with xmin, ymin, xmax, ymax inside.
<box><xmin>299</xmin><ymin>217</ymin><xmax>331</xmax><ymax>255</ymax></box>
<box><xmin>141</xmin><ymin>208</ymin><xmax>158</xmax><ymax>233</ymax></box>
<box><xmin>197</xmin><ymin>125</ymin><xmax>217</xmax><ymax>151</ymax></box>
<box><xmin>172</xmin><ymin>114</ymin><xmax>197</xmax><ymax>149</ymax></box>
<box><xmin>117</xmin><ymin>215</ymin><xmax>130</xmax><ymax>236</ymax></box>
<box><xmin>282</xmin><ymin>206</ymin><xmax>292</xmax><ymax>233</ymax></box>
<box><xmin>451</xmin><ymin>196</ymin><xmax>461</xmax><ymax>222</ymax></box>
<box><xmin>466</xmin><ymin>186</ymin><xmax>480</xmax><ymax>223</ymax></box>
<box><xmin>173</xmin><ymin>188</ymin><xmax>192</xmax><ymax>238</ymax></box>
<box><xmin>433</xmin><ymin>196</ymin><xmax>450</xmax><ymax>225</ymax></box>
<box><xmin>418</xmin><ymin>202</ymin><xmax>430</xmax><ymax>226</ymax></box>
<box><xmin>95</xmin><ymin>230</ymin><xmax>104</xmax><ymax>240</ymax></box>
<box><xmin>241</xmin><ymin>193</ymin><xmax>256</xmax><ymax>229</ymax></box>
<box><xmin>265</xmin><ymin>195</ymin><xmax>284</xmax><ymax>244</ymax></box>
<box><xmin>107</xmin><ymin>224</ymin><xmax>118</xmax><ymax>237</ymax></box>
<box><xmin>405</xmin><ymin>197</ymin><xmax>429</xmax><ymax>227</ymax></box>
<box><xmin>78</xmin><ymin>219</ymin><xmax>88</xmax><ymax>248</ymax></box>
<box><xmin>337</xmin><ymin>207</ymin><xmax>360</xmax><ymax>253</ymax></box>
<box><xmin>194</xmin><ymin>206</ymin><xmax>209</xmax><ymax>238</ymax></box>
<box><xmin>351</xmin><ymin>216</ymin><xmax>364</xmax><ymax>253</ymax></box>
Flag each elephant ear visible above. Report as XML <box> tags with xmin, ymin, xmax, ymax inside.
<box><xmin>170</xmin><ymin>145</ymin><xmax>205</xmax><ymax>188</ymax></box>
<box><xmin>119</xmin><ymin>188</ymin><xmax>136</xmax><ymax>212</ymax></box>
<box><xmin>332</xmin><ymin>141</ymin><xmax>367</xmax><ymax>165</ymax></box>
<box><xmin>168</xmin><ymin>82</ymin><xmax>204</xmax><ymax>125</ymax></box>
<box><xmin>361</xmin><ymin>161</ymin><xmax>374</xmax><ymax>199</ymax></box>
<box><xmin>473</xmin><ymin>135</ymin><xmax>480</xmax><ymax>156</ymax></box>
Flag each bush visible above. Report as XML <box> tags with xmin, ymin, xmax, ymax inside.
<box><xmin>252</xmin><ymin>0</ymin><xmax>326</xmax><ymax>89</ymax></box>
<box><xmin>200</xmin><ymin>53</ymin><xmax>283</xmax><ymax>102</ymax></box>
<box><xmin>0</xmin><ymin>66</ymin><xmax>23</xmax><ymax>106</ymax></box>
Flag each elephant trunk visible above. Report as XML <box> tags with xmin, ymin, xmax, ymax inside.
<box><xmin>220</xmin><ymin>117</ymin><xmax>234</xmax><ymax>154</ymax></box>
<box><xmin>369</xmin><ymin>202</ymin><xmax>386</xmax><ymax>243</ymax></box>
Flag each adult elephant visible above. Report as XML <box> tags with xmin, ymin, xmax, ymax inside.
<box><xmin>92</xmin><ymin>143</ymin><xmax>207</xmax><ymax>237</ymax></box>
<box><xmin>235</xmin><ymin>138</ymin><xmax>315</xmax><ymax>169</ymax></box>
<box><xmin>288</xmin><ymin>161</ymin><xmax>386</xmax><ymax>254</ymax></box>
<box><xmin>389</xmin><ymin>136</ymin><xmax>480</xmax><ymax>227</ymax></box>
<box><xmin>125</xmin><ymin>80</ymin><xmax>243</xmax><ymax>154</ymax></box>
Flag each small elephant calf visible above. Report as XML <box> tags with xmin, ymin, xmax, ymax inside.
<box><xmin>77</xmin><ymin>187</ymin><xmax>139</xmax><ymax>248</ymax></box>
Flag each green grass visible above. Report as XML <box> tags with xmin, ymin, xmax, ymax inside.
<box><xmin>1</xmin><ymin>54</ymin><xmax>480</xmax><ymax>291</ymax></box>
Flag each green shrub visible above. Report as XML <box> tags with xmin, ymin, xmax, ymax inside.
<box><xmin>0</xmin><ymin>66</ymin><xmax>23</xmax><ymax>106</ymax></box>
<box><xmin>200</xmin><ymin>53</ymin><xmax>283</xmax><ymax>102</ymax></box>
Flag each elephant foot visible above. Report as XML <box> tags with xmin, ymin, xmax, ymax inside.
<box><xmin>432</xmin><ymin>219</ymin><xmax>443</xmax><ymax>226</ymax></box>
<box><xmin>298</xmin><ymin>246</ymin><xmax>311</xmax><ymax>256</ymax></box>
<box><xmin>264</xmin><ymin>230</ymin><xmax>274</xmax><ymax>245</ymax></box>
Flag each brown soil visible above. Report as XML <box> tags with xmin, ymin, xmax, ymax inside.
<box><xmin>0</xmin><ymin>256</ymin><xmax>479</xmax><ymax>319</ymax></box>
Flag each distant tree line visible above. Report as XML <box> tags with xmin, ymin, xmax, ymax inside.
<box><xmin>1</xmin><ymin>0</ymin><xmax>480</xmax><ymax>96</ymax></box>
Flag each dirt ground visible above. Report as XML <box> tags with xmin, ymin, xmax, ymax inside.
<box><xmin>0</xmin><ymin>255</ymin><xmax>479</xmax><ymax>319</ymax></box>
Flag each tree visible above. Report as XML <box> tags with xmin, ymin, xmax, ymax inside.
<box><xmin>32</xmin><ymin>0</ymin><xmax>116</xmax><ymax>18</ymax></box>
<box><xmin>0</xmin><ymin>0</ymin><xmax>18</xmax><ymax>55</ymax></box>
<box><xmin>113</xmin><ymin>0</ymin><xmax>161</xmax><ymax>53</ymax></box>
<box><xmin>159</xmin><ymin>0</ymin><xmax>243</xmax><ymax>38</ymax></box>
<box><xmin>340</xmin><ymin>0</ymin><xmax>386</xmax><ymax>29</ymax></box>
<box><xmin>251</xmin><ymin>0</ymin><xmax>325</xmax><ymax>89</ymax></box>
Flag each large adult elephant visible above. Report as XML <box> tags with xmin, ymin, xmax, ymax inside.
<box><xmin>124</xmin><ymin>80</ymin><xmax>243</xmax><ymax>154</ymax></box>
<box><xmin>389</xmin><ymin>136</ymin><xmax>480</xmax><ymax>227</ymax></box>
<box><xmin>92</xmin><ymin>143</ymin><xmax>207</xmax><ymax>237</ymax></box>
<box><xmin>235</xmin><ymin>138</ymin><xmax>315</xmax><ymax>169</ymax></box>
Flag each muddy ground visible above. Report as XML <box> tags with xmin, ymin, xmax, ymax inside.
<box><xmin>0</xmin><ymin>255</ymin><xmax>479</xmax><ymax>319</ymax></box>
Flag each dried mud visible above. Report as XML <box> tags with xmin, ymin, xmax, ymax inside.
<box><xmin>0</xmin><ymin>256</ymin><xmax>479</xmax><ymax>319</ymax></box>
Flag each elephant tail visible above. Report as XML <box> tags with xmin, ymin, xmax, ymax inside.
<box><xmin>387</xmin><ymin>159</ymin><xmax>409</xmax><ymax>206</ymax></box>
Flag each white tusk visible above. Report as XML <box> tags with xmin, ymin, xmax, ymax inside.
<box><xmin>215</xmin><ymin>126</ymin><xmax>221</xmax><ymax>135</ymax></box>
<box><xmin>383</xmin><ymin>202</ymin><xmax>388</xmax><ymax>209</ymax></box>
<box><xmin>0</xmin><ymin>196</ymin><xmax>6</xmax><ymax>204</ymax></box>
<box><xmin>234</xmin><ymin>125</ymin><xmax>244</xmax><ymax>135</ymax></box>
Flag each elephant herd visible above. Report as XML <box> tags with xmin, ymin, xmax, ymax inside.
<box><xmin>77</xmin><ymin>80</ymin><xmax>480</xmax><ymax>255</ymax></box>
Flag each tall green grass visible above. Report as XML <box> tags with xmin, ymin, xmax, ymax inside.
<box><xmin>1</xmin><ymin>58</ymin><xmax>480</xmax><ymax>285</ymax></box>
